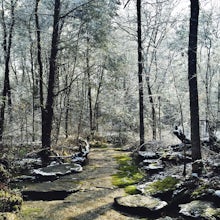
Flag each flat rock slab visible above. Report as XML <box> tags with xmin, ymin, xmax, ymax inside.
<box><xmin>33</xmin><ymin>163</ymin><xmax>82</xmax><ymax>181</ymax></box>
<box><xmin>114</xmin><ymin>194</ymin><xmax>167</xmax><ymax>217</ymax></box>
<box><xmin>22</xmin><ymin>178</ymin><xmax>81</xmax><ymax>201</ymax></box>
<box><xmin>179</xmin><ymin>200</ymin><xmax>220</xmax><ymax>219</ymax></box>
<box><xmin>143</xmin><ymin>163</ymin><xmax>164</xmax><ymax>173</ymax></box>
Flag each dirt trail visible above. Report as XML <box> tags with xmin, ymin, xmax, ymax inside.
<box><xmin>20</xmin><ymin>147</ymin><xmax>141</xmax><ymax>220</ymax></box>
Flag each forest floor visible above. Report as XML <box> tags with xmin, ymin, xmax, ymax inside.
<box><xmin>19</xmin><ymin>147</ymin><xmax>142</xmax><ymax>220</ymax></box>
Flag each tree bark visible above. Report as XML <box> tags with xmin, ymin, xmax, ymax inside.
<box><xmin>0</xmin><ymin>0</ymin><xmax>16</xmax><ymax>142</ymax></box>
<box><xmin>41</xmin><ymin>0</ymin><xmax>61</xmax><ymax>165</ymax></box>
<box><xmin>188</xmin><ymin>0</ymin><xmax>202</xmax><ymax>174</ymax></box>
<box><xmin>35</xmin><ymin>0</ymin><xmax>44</xmax><ymax>110</ymax></box>
<box><xmin>86</xmin><ymin>37</ymin><xmax>93</xmax><ymax>137</ymax></box>
<box><xmin>146</xmin><ymin>75</ymin><xmax>156</xmax><ymax>140</ymax></box>
<box><xmin>137</xmin><ymin>0</ymin><xmax>145</xmax><ymax>146</ymax></box>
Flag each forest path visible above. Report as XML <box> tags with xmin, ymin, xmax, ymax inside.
<box><xmin>20</xmin><ymin>147</ymin><xmax>140</xmax><ymax>220</ymax></box>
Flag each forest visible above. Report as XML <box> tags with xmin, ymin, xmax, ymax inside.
<box><xmin>0</xmin><ymin>0</ymin><xmax>220</xmax><ymax>219</ymax></box>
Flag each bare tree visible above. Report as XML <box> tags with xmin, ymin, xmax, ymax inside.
<box><xmin>0</xmin><ymin>0</ymin><xmax>17</xmax><ymax>143</ymax></box>
<box><xmin>188</xmin><ymin>0</ymin><xmax>202</xmax><ymax>175</ymax></box>
<box><xmin>137</xmin><ymin>0</ymin><xmax>145</xmax><ymax>146</ymax></box>
<box><xmin>40</xmin><ymin>0</ymin><xmax>61</xmax><ymax>165</ymax></box>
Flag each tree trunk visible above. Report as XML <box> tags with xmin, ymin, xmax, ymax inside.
<box><xmin>93</xmin><ymin>67</ymin><xmax>104</xmax><ymax>133</ymax></box>
<box><xmin>64</xmin><ymin>74</ymin><xmax>71</xmax><ymax>138</ymax></box>
<box><xmin>188</xmin><ymin>0</ymin><xmax>202</xmax><ymax>174</ymax></box>
<box><xmin>0</xmin><ymin>0</ymin><xmax>16</xmax><ymax>143</ymax></box>
<box><xmin>137</xmin><ymin>0</ymin><xmax>145</xmax><ymax>146</ymax></box>
<box><xmin>41</xmin><ymin>0</ymin><xmax>61</xmax><ymax>165</ymax></box>
<box><xmin>146</xmin><ymin>75</ymin><xmax>156</xmax><ymax>140</ymax></box>
<box><xmin>86</xmin><ymin>37</ymin><xmax>93</xmax><ymax>137</ymax></box>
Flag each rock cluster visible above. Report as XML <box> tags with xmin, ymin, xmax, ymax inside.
<box><xmin>114</xmin><ymin>143</ymin><xmax>220</xmax><ymax>219</ymax></box>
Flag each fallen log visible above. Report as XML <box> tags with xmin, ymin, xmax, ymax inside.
<box><xmin>173</xmin><ymin>126</ymin><xmax>191</xmax><ymax>144</ymax></box>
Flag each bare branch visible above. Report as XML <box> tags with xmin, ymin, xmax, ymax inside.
<box><xmin>124</xmin><ymin>0</ymin><xmax>131</xmax><ymax>8</ymax></box>
<box><xmin>60</xmin><ymin>0</ymin><xmax>97</xmax><ymax>19</ymax></box>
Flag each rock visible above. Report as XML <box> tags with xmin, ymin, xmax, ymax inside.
<box><xmin>156</xmin><ymin>217</ymin><xmax>175</xmax><ymax>220</ymax></box>
<box><xmin>114</xmin><ymin>194</ymin><xmax>168</xmax><ymax>217</ymax></box>
<box><xmin>213</xmin><ymin>190</ymin><xmax>220</xmax><ymax>206</ymax></box>
<box><xmin>71</xmin><ymin>153</ymin><xmax>87</xmax><ymax>165</ymax></box>
<box><xmin>179</xmin><ymin>200</ymin><xmax>220</xmax><ymax>219</ymax></box>
<box><xmin>12</xmin><ymin>175</ymin><xmax>36</xmax><ymax>182</ymax></box>
<box><xmin>161</xmin><ymin>151</ymin><xmax>191</xmax><ymax>164</ymax></box>
<box><xmin>138</xmin><ymin>151</ymin><xmax>159</xmax><ymax>159</ymax></box>
<box><xmin>172</xmin><ymin>178</ymin><xmax>199</xmax><ymax>205</ymax></box>
<box><xmin>210</xmin><ymin>159</ymin><xmax>220</xmax><ymax>174</ymax></box>
<box><xmin>137</xmin><ymin>176</ymin><xmax>179</xmax><ymax>202</ymax></box>
<box><xmin>33</xmin><ymin>163</ymin><xmax>82</xmax><ymax>181</ymax></box>
<box><xmin>22</xmin><ymin>178</ymin><xmax>81</xmax><ymax>201</ymax></box>
<box><xmin>13</xmin><ymin>158</ymin><xmax>42</xmax><ymax>173</ymax></box>
<box><xmin>141</xmin><ymin>159</ymin><xmax>161</xmax><ymax>165</ymax></box>
<box><xmin>210</xmin><ymin>143</ymin><xmax>220</xmax><ymax>153</ymax></box>
<box><xmin>143</xmin><ymin>163</ymin><xmax>164</xmax><ymax>174</ymax></box>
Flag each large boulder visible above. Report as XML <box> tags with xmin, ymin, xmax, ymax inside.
<box><xmin>114</xmin><ymin>194</ymin><xmax>168</xmax><ymax>217</ymax></box>
<box><xmin>179</xmin><ymin>200</ymin><xmax>220</xmax><ymax>219</ymax></box>
<box><xmin>22</xmin><ymin>177</ymin><xmax>81</xmax><ymax>201</ymax></box>
<box><xmin>137</xmin><ymin>176</ymin><xmax>179</xmax><ymax>202</ymax></box>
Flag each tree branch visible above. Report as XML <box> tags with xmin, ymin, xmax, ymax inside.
<box><xmin>60</xmin><ymin>0</ymin><xmax>97</xmax><ymax>19</ymax></box>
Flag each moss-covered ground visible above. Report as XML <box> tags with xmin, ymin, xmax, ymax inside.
<box><xmin>112</xmin><ymin>155</ymin><xmax>144</xmax><ymax>195</ymax></box>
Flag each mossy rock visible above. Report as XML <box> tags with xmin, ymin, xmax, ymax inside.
<box><xmin>191</xmin><ymin>184</ymin><xmax>209</xmax><ymax>199</ymax></box>
<box><xmin>124</xmin><ymin>185</ymin><xmax>140</xmax><ymax>195</ymax></box>
<box><xmin>141</xmin><ymin>176</ymin><xmax>179</xmax><ymax>195</ymax></box>
<box><xmin>179</xmin><ymin>200</ymin><xmax>220</xmax><ymax>219</ymax></box>
<box><xmin>0</xmin><ymin>189</ymin><xmax>23</xmax><ymax>212</ymax></box>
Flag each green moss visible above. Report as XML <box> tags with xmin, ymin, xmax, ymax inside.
<box><xmin>143</xmin><ymin>176</ymin><xmax>179</xmax><ymax>195</ymax></box>
<box><xmin>112</xmin><ymin>155</ymin><xmax>143</xmax><ymax>193</ymax></box>
<box><xmin>191</xmin><ymin>184</ymin><xmax>208</xmax><ymax>199</ymax></box>
<box><xmin>0</xmin><ymin>189</ymin><xmax>23</xmax><ymax>212</ymax></box>
<box><xmin>124</xmin><ymin>185</ymin><xmax>140</xmax><ymax>195</ymax></box>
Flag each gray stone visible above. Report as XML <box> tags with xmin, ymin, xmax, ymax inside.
<box><xmin>33</xmin><ymin>163</ymin><xmax>82</xmax><ymax>181</ymax></box>
<box><xmin>22</xmin><ymin>178</ymin><xmax>81</xmax><ymax>201</ymax></box>
<box><xmin>143</xmin><ymin>163</ymin><xmax>164</xmax><ymax>173</ymax></box>
<box><xmin>142</xmin><ymin>159</ymin><xmax>161</xmax><ymax>165</ymax></box>
<box><xmin>12</xmin><ymin>175</ymin><xmax>36</xmax><ymax>182</ymax></box>
<box><xmin>114</xmin><ymin>194</ymin><xmax>167</xmax><ymax>216</ymax></box>
<box><xmin>138</xmin><ymin>151</ymin><xmax>159</xmax><ymax>159</ymax></box>
<box><xmin>179</xmin><ymin>200</ymin><xmax>220</xmax><ymax>219</ymax></box>
<box><xmin>13</xmin><ymin>158</ymin><xmax>42</xmax><ymax>172</ymax></box>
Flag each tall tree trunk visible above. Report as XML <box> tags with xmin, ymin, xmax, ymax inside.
<box><xmin>188</xmin><ymin>0</ymin><xmax>202</xmax><ymax>175</ymax></box>
<box><xmin>0</xmin><ymin>0</ymin><xmax>16</xmax><ymax>143</ymax></box>
<box><xmin>86</xmin><ymin>37</ymin><xmax>93</xmax><ymax>137</ymax></box>
<box><xmin>93</xmin><ymin>67</ymin><xmax>104</xmax><ymax>133</ymax></box>
<box><xmin>35</xmin><ymin>0</ymin><xmax>44</xmax><ymax>140</ymax></box>
<box><xmin>137</xmin><ymin>0</ymin><xmax>145</xmax><ymax>146</ymax></box>
<box><xmin>218</xmin><ymin>80</ymin><xmax>220</xmax><ymax>124</ymax></box>
<box><xmin>41</xmin><ymin>0</ymin><xmax>61</xmax><ymax>165</ymax></box>
<box><xmin>64</xmin><ymin>74</ymin><xmax>71</xmax><ymax>138</ymax></box>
